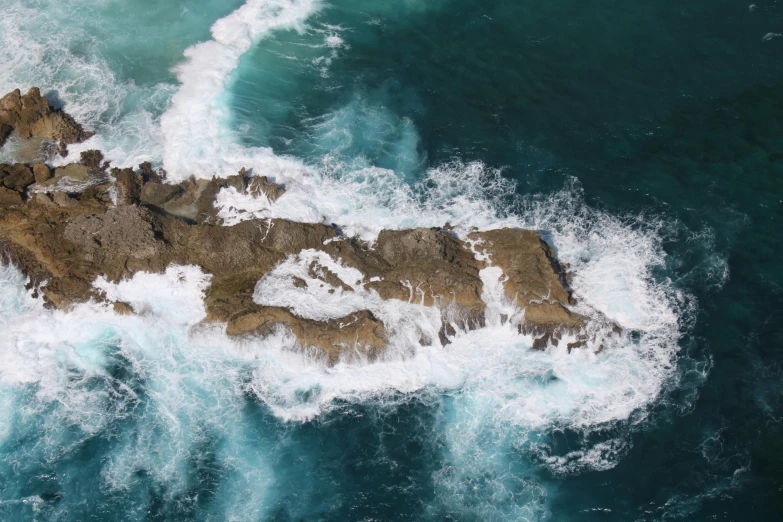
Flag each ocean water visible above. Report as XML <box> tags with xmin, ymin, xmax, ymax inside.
<box><xmin>0</xmin><ymin>0</ymin><xmax>782</xmax><ymax>520</ymax></box>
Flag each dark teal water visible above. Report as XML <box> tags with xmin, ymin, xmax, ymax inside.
<box><xmin>1</xmin><ymin>0</ymin><xmax>782</xmax><ymax>520</ymax></box>
<box><xmin>227</xmin><ymin>3</ymin><xmax>783</xmax><ymax>515</ymax></box>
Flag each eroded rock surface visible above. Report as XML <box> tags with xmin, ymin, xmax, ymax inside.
<box><xmin>469</xmin><ymin>229</ymin><xmax>586</xmax><ymax>334</ymax></box>
<box><xmin>0</xmin><ymin>88</ymin><xmax>609</xmax><ymax>363</ymax></box>
<box><xmin>0</xmin><ymin>157</ymin><xmax>598</xmax><ymax>360</ymax></box>
<box><xmin>0</xmin><ymin>87</ymin><xmax>92</xmax><ymax>149</ymax></box>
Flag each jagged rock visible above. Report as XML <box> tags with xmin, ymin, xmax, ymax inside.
<box><xmin>140</xmin><ymin>182</ymin><xmax>181</xmax><ymax>206</ymax></box>
<box><xmin>0</xmin><ymin>187</ymin><xmax>23</xmax><ymax>206</ymax></box>
<box><xmin>308</xmin><ymin>260</ymin><xmax>353</xmax><ymax>292</ymax></box>
<box><xmin>0</xmin><ymin>152</ymin><xmax>598</xmax><ymax>362</ymax></box>
<box><xmin>79</xmin><ymin>149</ymin><xmax>104</xmax><ymax>169</ymax></box>
<box><xmin>113</xmin><ymin>167</ymin><xmax>142</xmax><ymax>205</ymax></box>
<box><xmin>54</xmin><ymin>163</ymin><xmax>91</xmax><ymax>182</ymax></box>
<box><xmin>333</xmin><ymin>228</ymin><xmax>484</xmax><ymax>306</ymax></box>
<box><xmin>247</xmin><ymin>172</ymin><xmax>285</xmax><ymax>201</ymax></box>
<box><xmin>32</xmin><ymin>193</ymin><xmax>55</xmax><ymax>207</ymax></box>
<box><xmin>226</xmin><ymin>170</ymin><xmax>247</xmax><ymax>193</ymax></box>
<box><xmin>0</xmin><ymin>87</ymin><xmax>92</xmax><ymax>146</ymax></box>
<box><xmin>469</xmin><ymin>228</ymin><xmax>586</xmax><ymax>340</ymax></box>
<box><xmin>1</xmin><ymin>164</ymin><xmax>34</xmax><ymax>192</ymax></box>
<box><xmin>194</xmin><ymin>178</ymin><xmax>224</xmax><ymax>224</ymax></box>
<box><xmin>112</xmin><ymin>301</ymin><xmax>134</xmax><ymax>315</ymax></box>
<box><xmin>139</xmin><ymin>161</ymin><xmax>162</xmax><ymax>183</ymax></box>
<box><xmin>52</xmin><ymin>192</ymin><xmax>78</xmax><ymax>208</ymax></box>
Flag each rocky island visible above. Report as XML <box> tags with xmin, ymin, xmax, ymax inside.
<box><xmin>0</xmin><ymin>87</ymin><xmax>612</xmax><ymax>363</ymax></box>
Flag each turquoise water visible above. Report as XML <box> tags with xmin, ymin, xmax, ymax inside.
<box><xmin>1</xmin><ymin>0</ymin><xmax>782</xmax><ymax>520</ymax></box>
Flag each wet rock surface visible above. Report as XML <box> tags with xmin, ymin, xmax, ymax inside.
<box><xmin>0</xmin><ymin>87</ymin><xmax>92</xmax><ymax>149</ymax></box>
<box><xmin>0</xmin><ymin>88</ymin><xmax>610</xmax><ymax>363</ymax></box>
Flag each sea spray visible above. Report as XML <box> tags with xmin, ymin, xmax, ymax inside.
<box><xmin>0</xmin><ymin>0</ymin><xmax>718</xmax><ymax>518</ymax></box>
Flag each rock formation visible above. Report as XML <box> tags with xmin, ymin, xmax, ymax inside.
<box><xmin>0</xmin><ymin>87</ymin><xmax>93</xmax><ymax>151</ymax></box>
<box><xmin>0</xmin><ymin>88</ymin><xmax>614</xmax><ymax>363</ymax></box>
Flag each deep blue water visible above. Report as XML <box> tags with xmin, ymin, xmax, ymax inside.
<box><xmin>1</xmin><ymin>0</ymin><xmax>782</xmax><ymax>520</ymax></box>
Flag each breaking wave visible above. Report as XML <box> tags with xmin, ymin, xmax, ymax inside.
<box><xmin>0</xmin><ymin>0</ymin><xmax>712</xmax><ymax>519</ymax></box>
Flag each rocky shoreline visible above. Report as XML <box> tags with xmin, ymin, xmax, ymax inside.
<box><xmin>0</xmin><ymin>88</ymin><xmax>615</xmax><ymax>363</ymax></box>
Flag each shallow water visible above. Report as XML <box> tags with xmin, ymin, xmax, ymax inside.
<box><xmin>1</xmin><ymin>0</ymin><xmax>782</xmax><ymax>520</ymax></box>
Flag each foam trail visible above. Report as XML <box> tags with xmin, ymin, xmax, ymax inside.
<box><xmin>161</xmin><ymin>0</ymin><xmax>321</xmax><ymax>181</ymax></box>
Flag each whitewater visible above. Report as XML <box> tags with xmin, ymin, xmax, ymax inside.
<box><xmin>0</xmin><ymin>0</ymin><xmax>714</xmax><ymax>519</ymax></box>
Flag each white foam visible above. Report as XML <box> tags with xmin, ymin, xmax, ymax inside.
<box><xmin>217</xmin><ymin>161</ymin><xmax>520</xmax><ymax>242</ymax></box>
<box><xmin>94</xmin><ymin>265</ymin><xmax>212</xmax><ymax>326</ymax></box>
<box><xmin>0</xmin><ymin>160</ymin><xmax>690</xmax><ymax>484</ymax></box>
<box><xmin>0</xmin><ymin>263</ymin><xmax>279</xmax><ymax>516</ymax></box>
<box><xmin>161</xmin><ymin>0</ymin><xmax>322</xmax><ymax>181</ymax></box>
<box><xmin>0</xmin><ymin>0</ymin><xmax>698</xmax><ymax>487</ymax></box>
<box><xmin>324</xmin><ymin>34</ymin><xmax>345</xmax><ymax>48</ymax></box>
<box><xmin>0</xmin><ymin>0</ymin><xmax>173</xmax><ymax>168</ymax></box>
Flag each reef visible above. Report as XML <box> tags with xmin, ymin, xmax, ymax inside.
<box><xmin>0</xmin><ymin>88</ymin><xmax>614</xmax><ymax>363</ymax></box>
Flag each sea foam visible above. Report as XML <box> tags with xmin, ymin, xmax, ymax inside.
<box><xmin>161</xmin><ymin>0</ymin><xmax>322</xmax><ymax>181</ymax></box>
<box><xmin>0</xmin><ymin>0</ymin><xmax>701</xmax><ymax>516</ymax></box>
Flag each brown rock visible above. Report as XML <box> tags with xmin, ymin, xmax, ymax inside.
<box><xmin>0</xmin><ymin>157</ymin><xmax>599</xmax><ymax>363</ymax></box>
<box><xmin>113</xmin><ymin>168</ymin><xmax>142</xmax><ymax>205</ymax></box>
<box><xmin>194</xmin><ymin>179</ymin><xmax>224</xmax><ymax>224</ymax></box>
<box><xmin>0</xmin><ymin>187</ymin><xmax>23</xmax><ymax>206</ymax></box>
<box><xmin>227</xmin><ymin>306</ymin><xmax>386</xmax><ymax>364</ymax></box>
<box><xmin>0</xmin><ymin>123</ymin><xmax>11</xmax><ymax>147</ymax></box>
<box><xmin>112</xmin><ymin>301</ymin><xmax>134</xmax><ymax>315</ymax></box>
<box><xmin>139</xmin><ymin>162</ymin><xmax>162</xmax><ymax>183</ymax></box>
<box><xmin>33</xmin><ymin>163</ymin><xmax>52</xmax><ymax>183</ymax></box>
<box><xmin>469</xmin><ymin>229</ymin><xmax>571</xmax><ymax>305</ymax></box>
<box><xmin>79</xmin><ymin>149</ymin><xmax>104</xmax><ymax>169</ymax></box>
<box><xmin>52</xmin><ymin>192</ymin><xmax>78</xmax><ymax>208</ymax></box>
<box><xmin>54</xmin><ymin>163</ymin><xmax>91</xmax><ymax>182</ymax></box>
<box><xmin>140</xmin><ymin>182</ymin><xmax>181</xmax><ymax>206</ymax></box>
<box><xmin>33</xmin><ymin>193</ymin><xmax>55</xmax><ymax>207</ymax></box>
<box><xmin>353</xmin><ymin>228</ymin><xmax>483</xmax><ymax>306</ymax></box>
<box><xmin>225</xmin><ymin>170</ymin><xmax>247</xmax><ymax>193</ymax></box>
<box><xmin>322</xmin><ymin>227</ymin><xmax>490</xmax><ymax>337</ymax></box>
<box><xmin>308</xmin><ymin>260</ymin><xmax>353</xmax><ymax>292</ymax></box>
<box><xmin>1</xmin><ymin>164</ymin><xmax>34</xmax><ymax>191</ymax></box>
<box><xmin>469</xmin><ymin>228</ymin><xmax>584</xmax><ymax>333</ymax></box>
<box><xmin>247</xmin><ymin>174</ymin><xmax>285</xmax><ymax>201</ymax></box>
<box><xmin>523</xmin><ymin>301</ymin><xmax>585</xmax><ymax>331</ymax></box>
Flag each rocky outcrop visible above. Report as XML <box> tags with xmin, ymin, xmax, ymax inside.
<box><xmin>0</xmin><ymin>159</ymin><xmax>600</xmax><ymax>359</ymax></box>
<box><xmin>227</xmin><ymin>307</ymin><xmax>386</xmax><ymax>364</ymax></box>
<box><xmin>0</xmin><ymin>89</ymin><xmax>608</xmax><ymax>362</ymax></box>
<box><xmin>469</xmin><ymin>229</ymin><xmax>586</xmax><ymax>334</ymax></box>
<box><xmin>0</xmin><ymin>157</ymin><xmax>602</xmax><ymax>360</ymax></box>
<box><xmin>0</xmin><ymin>87</ymin><xmax>92</xmax><ymax>149</ymax></box>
